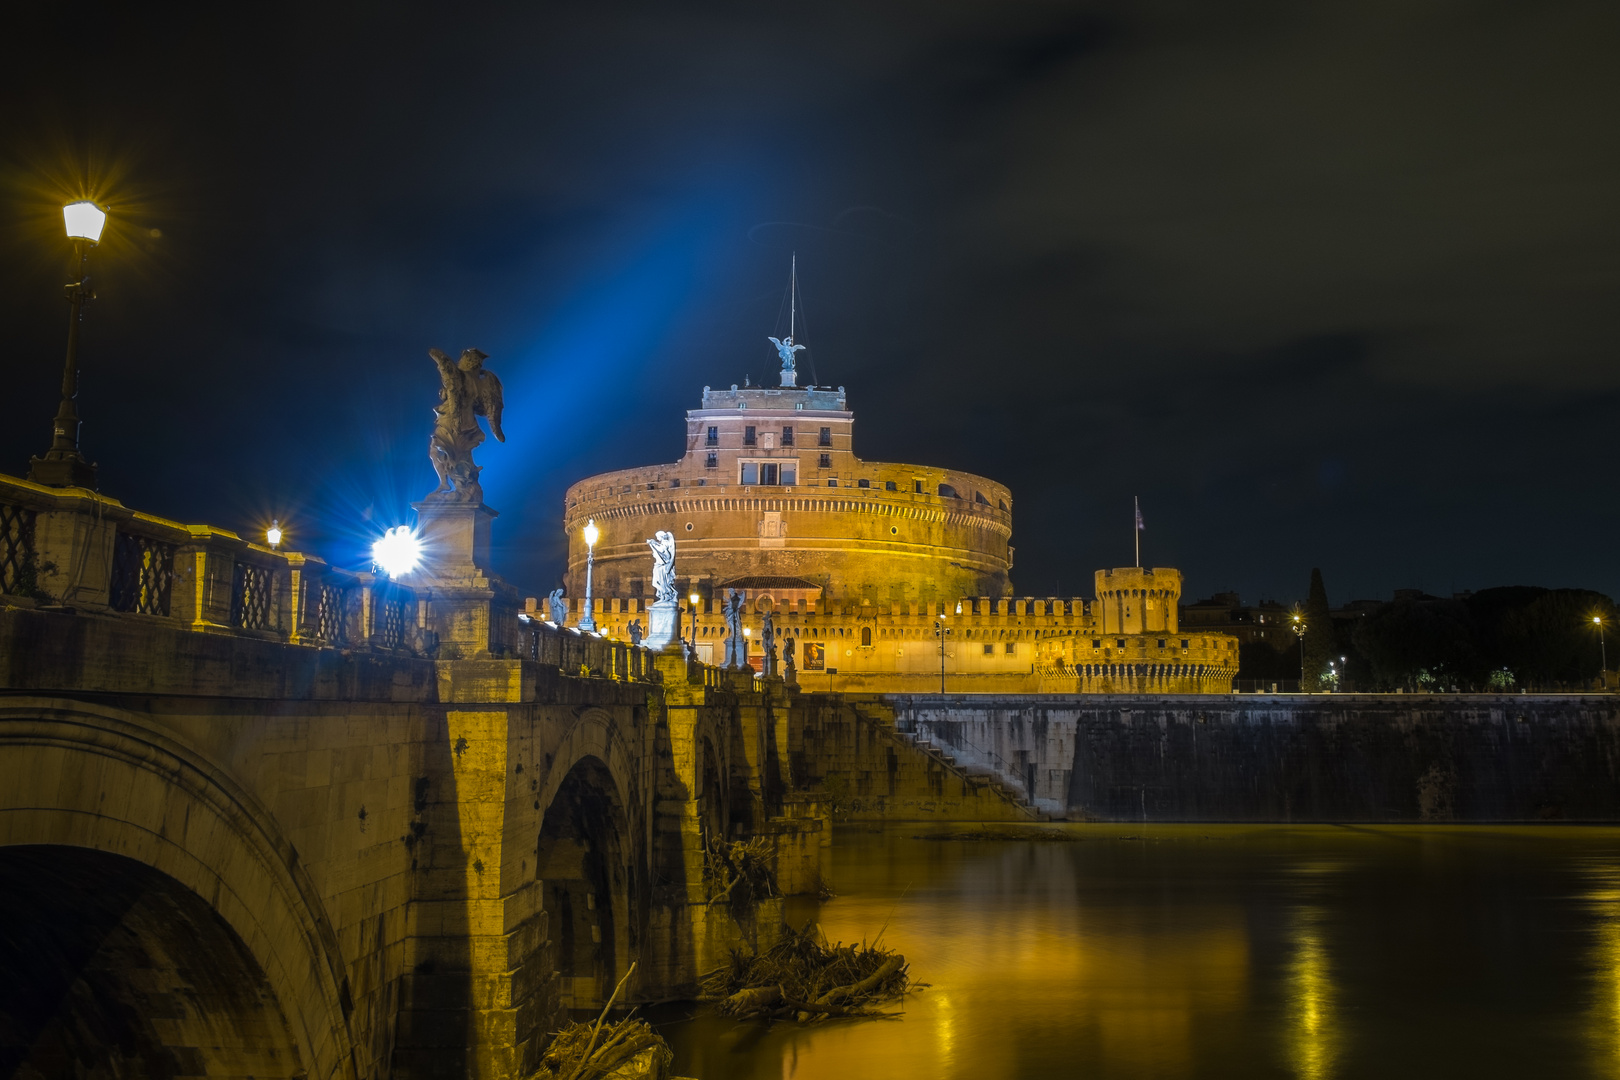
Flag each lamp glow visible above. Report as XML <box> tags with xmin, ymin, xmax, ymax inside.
<box><xmin>690</xmin><ymin>592</ymin><xmax>700</xmax><ymax>606</ymax></box>
<box><xmin>583</xmin><ymin>519</ymin><xmax>600</xmax><ymax>548</ymax></box>
<box><xmin>63</xmin><ymin>201</ymin><xmax>107</xmax><ymax>243</ymax></box>
<box><xmin>266</xmin><ymin>519</ymin><xmax>282</xmax><ymax>550</ymax></box>
<box><xmin>372</xmin><ymin>526</ymin><xmax>421</xmax><ymax>578</ymax></box>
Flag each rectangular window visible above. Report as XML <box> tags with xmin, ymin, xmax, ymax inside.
<box><xmin>744</xmin><ymin>425</ymin><xmax>756</xmax><ymax>446</ymax></box>
<box><xmin>1005</xmin><ymin>642</ymin><xmax>1016</xmax><ymax>655</ymax></box>
<box><xmin>1157</xmin><ymin>639</ymin><xmax>1166</xmax><ymax>648</ymax></box>
<box><xmin>885</xmin><ymin>480</ymin><xmax>897</xmax><ymax>491</ymax></box>
<box><xmin>827</xmin><ymin>478</ymin><xmax>838</xmax><ymax>487</ymax></box>
<box><xmin>913</xmin><ymin>480</ymin><xmax>924</xmax><ymax>493</ymax></box>
<box><xmin>1092</xmin><ymin>639</ymin><xmax>1101</xmax><ymax>648</ymax></box>
<box><xmin>669</xmin><ymin>479</ymin><xmax>681</xmax><ymax>487</ymax></box>
<box><xmin>1182</xmin><ymin>639</ymin><xmax>1190</xmax><ymax>649</ymax></box>
<box><xmin>819</xmin><ymin>453</ymin><xmax>831</xmax><ymax>468</ymax></box>
<box><xmin>781</xmin><ymin>464</ymin><xmax>797</xmax><ymax>485</ymax></box>
<box><xmin>782</xmin><ymin>427</ymin><xmax>794</xmax><ymax>445</ymax></box>
<box><xmin>705</xmin><ymin>452</ymin><xmax>717</xmax><ymax>469</ymax></box>
<box><xmin>760</xmin><ymin>463</ymin><xmax>779</xmax><ymax>485</ymax></box>
<box><xmin>740</xmin><ymin>462</ymin><xmax>758</xmax><ymax>484</ymax></box>
<box><xmin>983</xmin><ymin>643</ymin><xmax>994</xmax><ymax>655</ymax></box>
<box><xmin>818</xmin><ymin>426</ymin><xmax>832</xmax><ymax>446</ymax></box>
<box><xmin>857</xmin><ymin>478</ymin><xmax>870</xmax><ymax>488</ymax></box>
<box><xmin>1116</xmin><ymin>639</ymin><xmax>1126</xmax><ymax>648</ymax></box>
<box><xmin>706</xmin><ymin>426</ymin><xmax>718</xmax><ymax>445</ymax></box>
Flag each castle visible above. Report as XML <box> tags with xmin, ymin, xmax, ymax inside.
<box><xmin>552</xmin><ymin>356</ymin><xmax>1236</xmax><ymax>694</ymax></box>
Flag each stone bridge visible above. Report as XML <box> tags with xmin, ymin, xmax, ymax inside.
<box><xmin>0</xmin><ymin>476</ymin><xmax>830</xmax><ymax>1080</ymax></box>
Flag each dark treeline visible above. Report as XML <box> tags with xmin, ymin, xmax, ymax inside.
<box><xmin>1237</xmin><ymin>577</ymin><xmax>1616</xmax><ymax>693</ymax></box>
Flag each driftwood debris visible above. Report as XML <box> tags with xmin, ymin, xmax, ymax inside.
<box><xmin>704</xmin><ymin>835</ymin><xmax>777</xmax><ymax>910</ymax></box>
<box><xmin>702</xmin><ymin>922</ymin><xmax>910</xmax><ymax>1023</ymax></box>
<box><xmin>532</xmin><ymin>963</ymin><xmax>677</xmax><ymax>1080</ymax></box>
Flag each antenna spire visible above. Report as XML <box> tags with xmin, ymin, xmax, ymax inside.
<box><xmin>790</xmin><ymin>252</ymin><xmax>797</xmax><ymax>340</ymax></box>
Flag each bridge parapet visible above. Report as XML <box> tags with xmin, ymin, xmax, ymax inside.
<box><xmin>0</xmin><ymin>472</ymin><xmax>430</xmax><ymax>656</ymax></box>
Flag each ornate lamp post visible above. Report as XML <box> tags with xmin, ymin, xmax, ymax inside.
<box><xmin>935</xmin><ymin>614</ymin><xmax>952</xmax><ymax>694</ymax></box>
<box><xmin>266</xmin><ymin>520</ymin><xmax>283</xmax><ymax>551</ymax></box>
<box><xmin>29</xmin><ymin>201</ymin><xmax>108</xmax><ymax>489</ymax></box>
<box><xmin>688</xmin><ymin>591</ymin><xmax>700</xmax><ymax>648</ymax></box>
<box><xmin>579</xmin><ymin>519</ymin><xmax>600</xmax><ymax>632</ymax></box>
<box><xmin>1291</xmin><ymin>612</ymin><xmax>1307</xmax><ymax>691</ymax></box>
<box><xmin>1595</xmin><ymin>616</ymin><xmax>1608</xmax><ymax>687</ymax></box>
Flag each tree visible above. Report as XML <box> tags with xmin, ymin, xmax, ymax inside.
<box><xmin>1351</xmin><ymin>598</ymin><xmax>1484</xmax><ymax>691</ymax></box>
<box><xmin>1301</xmin><ymin>568</ymin><xmax>1336</xmax><ymax>690</ymax></box>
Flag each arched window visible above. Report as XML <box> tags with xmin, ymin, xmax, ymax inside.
<box><xmin>860</xmin><ymin>626</ymin><xmax>872</xmax><ymax>647</ymax></box>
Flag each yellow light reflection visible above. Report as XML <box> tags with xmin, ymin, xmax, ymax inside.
<box><xmin>1287</xmin><ymin>906</ymin><xmax>1338</xmax><ymax>1080</ymax></box>
<box><xmin>1583</xmin><ymin>870</ymin><xmax>1620</xmax><ymax>1066</ymax></box>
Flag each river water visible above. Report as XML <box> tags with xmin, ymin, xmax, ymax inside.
<box><xmin>651</xmin><ymin>824</ymin><xmax>1620</xmax><ymax>1079</ymax></box>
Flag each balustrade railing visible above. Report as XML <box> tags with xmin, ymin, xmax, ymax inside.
<box><xmin>0</xmin><ymin>500</ymin><xmax>38</xmax><ymax>597</ymax></box>
<box><xmin>110</xmin><ymin>531</ymin><xmax>176</xmax><ymax>616</ymax></box>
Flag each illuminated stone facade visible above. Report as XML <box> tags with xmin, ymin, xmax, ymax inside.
<box><xmin>555</xmin><ymin>380</ymin><xmax>1236</xmax><ymax>693</ymax></box>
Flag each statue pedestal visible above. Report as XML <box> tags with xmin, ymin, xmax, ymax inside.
<box><xmin>645</xmin><ymin>599</ymin><xmax>681</xmax><ymax>653</ymax></box>
<box><xmin>406</xmin><ymin>497</ymin><xmax>513</xmax><ymax>659</ymax></box>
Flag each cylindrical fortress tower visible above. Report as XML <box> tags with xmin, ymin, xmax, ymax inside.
<box><xmin>562</xmin><ymin>383</ymin><xmax>1013</xmax><ymax>604</ymax></box>
<box><xmin>1093</xmin><ymin>567</ymin><xmax>1182</xmax><ymax>635</ymax></box>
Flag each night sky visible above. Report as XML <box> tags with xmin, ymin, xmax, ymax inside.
<box><xmin>3</xmin><ymin>2</ymin><xmax>1616</xmax><ymax>607</ymax></box>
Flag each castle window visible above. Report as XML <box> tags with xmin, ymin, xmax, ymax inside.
<box><xmin>1092</xmin><ymin>639</ymin><xmax>1101</xmax><ymax>648</ymax></box>
<box><xmin>827</xmin><ymin>478</ymin><xmax>838</xmax><ymax>487</ymax></box>
<box><xmin>983</xmin><ymin>643</ymin><xmax>994</xmax><ymax>655</ymax></box>
<box><xmin>913</xmin><ymin>480</ymin><xmax>924</xmax><ymax>493</ymax></box>
<box><xmin>705</xmin><ymin>453</ymin><xmax>717</xmax><ymax>469</ymax></box>
<box><xmin>861</xmin><ymin>627</ymin><xmax>872</xmax><ymax>647</ymax></box>
<box><xmin>1182</xmin><ymin>639</ymin><xmax>1190</xmax><ymax>649</ymax></box>
<box><xmin>885</xmin><ymin>481</ymin><xmax>897</xmax><ymax>492</ymax></box>
<box><xmin>818</xmin><ymin>426</ymin><xmax>832</xmax><ymax>446</ymax></box>
<box><xmin>975</xmin><ymin>491</ymin><xmax>990</xmax><ymax>505</ymax></box>
<box><xmin>706</xmin><ymin>426</ymin><xmax>718</xmax><ymax>445</ymax></box>
<box><xmin>781</xmin><ymin>463</ymin><xmax>797</xmax><ymax>484</ymax></box>
<box><xmin>1157</xmin><ymin>639</ymin><xmax>1166</xmax><ymax>648</ymax></box>
<box><xmin>938</xmin><ymin>483</ymin><xmax>959</xmax><ymax>499</ymax></box>
<box><xmin>819</xmin><ymin>454</ymin><xmax>831</xmax><ymax>468</ymax></box>
<box><xmin>999</xmin><ymin>499</ymin><xmax>1008</xmax><ymax>511</ymax></box>
<box><xmin>670</xmin><ymin>479</ymin><xmax>681</xmax><ymax>487</ymax></box>
<box><xmin>857</xmin><ymin>478</ymin><xmax>871</xmax><ymax>488</ymax></box>
<box><xmin>782</xmin><ymin>426</ymin><xmax>794</xmax><ymax>445</ymax></box>
<box><xmin>744</xmin><ymin>426</ymin><xmax>756</xmax><ymax>446</ymax></box>
<box><xmin>1005</xmin><ymin>642</ymin><xmax>1016</xmax><ymax>655</ymax></box>
<box><xmin>1116</xmin><ymin>639</ymin><xmax>1126</xmax><ymax>648</ymax></box>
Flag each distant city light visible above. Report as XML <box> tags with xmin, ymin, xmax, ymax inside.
<box><xmin>63</xmin><ymin>201</ymin><xmax>107</xmax><ymax>242</ymax></box>
<box><xmin>373</xmin><ymin>526</ymin><xmax>421</xmax><ymax>578</ymax></box>
<box><xmin>266</xmin><ymin>519</ymin><xmax>282</xmax><ymax>550</ymax></box>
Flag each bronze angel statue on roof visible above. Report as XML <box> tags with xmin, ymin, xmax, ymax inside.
<box><xmin>428</xmin><ymin>347</ymin><xmax>505</xmax><ymax>501</ymax></box>
<box><xmin>767</xmin><ymin>335</ymin><xmax>805</xmax><ymax>373</ymax></box>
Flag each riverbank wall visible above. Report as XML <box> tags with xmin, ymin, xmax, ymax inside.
<box><xmin>879</xmin><ymin>694</ymin><xmax>1620</xmax><ymax>822</ymax></box>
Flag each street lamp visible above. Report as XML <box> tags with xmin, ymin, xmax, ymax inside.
<box><xmin>934</xmin><ymin>614</ymin><xmax>952</xmax><ymax>694</ymax></box>
<box><xmin>1291</xmin><ymin>612</ymin><xmax>1307</xmax><ymax>691</ymax></box>
<box><xmin>266</xmin><ymin>519</ymin><xmax>283</xmax><ymax>550</ymax></box>
<box><xmin>1595</xmin><ymin>616</ymin><xmax>1608</xmax><ymax>687</ymax></box>
<box><xmin>579</xmin><ymin>518</ymin><xmax>600</xmax><ymax>632</ymax></box>
<box><xmin>29</xmin><ymin>200</ymin><xmax>109</xmax><ymax>488</ymax></box>
<box><xmin>688</xmin><ymin>591</ymin><xmax>701</xmax><ymax>649</ymax></box>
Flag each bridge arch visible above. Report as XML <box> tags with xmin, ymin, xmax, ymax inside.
<box><xmin>535</xmin><ymin>709</ymin><xmax>648</xmax><ymax>1008</ymax></box>
<box><xmin>0</xmin><ymin>699</ymin><xmax>359</xmax><ymax>1080</ymax></box>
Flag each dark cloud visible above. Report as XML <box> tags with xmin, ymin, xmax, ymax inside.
<box><xmin>2</xmin><ymin>0</ymin><xmax>1615</xmax><ymax>605</ymax></box>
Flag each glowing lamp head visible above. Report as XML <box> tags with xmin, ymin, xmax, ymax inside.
<box><xmin>583</xmin><ymin>518</ymin><xmax>599</xmax><ymax>549</ymax></box>
<box><xmin>63</xmin><ymin>201</ymin><xmax>107</xmax><ymax>243</ymax></box>
<box><xmin>372</xmin><ymin>525</ymin><xmax>422</xmax><ymax>578</ymax></box>
<box><xmin>690</xmin><ymin>592</ymin><xmax>700</xmax><ymax>606</ymax></box>
<box><xmin>743</xmin><ymin>627</ymin><xmax>751</xmax><ymax>637</ymax></box>
<box><xmin>266</xmin><ymin>519</ymin><xmax>282</xmax><ymax>550</ymax></box>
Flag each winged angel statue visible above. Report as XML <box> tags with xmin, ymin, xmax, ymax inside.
<box><xmin>428</xmin><ymin>347</ymin><xmax>505</xmax><ymax>501</ymax></box>
<box><xmin>767</xmin><ymin>335</ymin><xmax>805</xmax><ymax>374</ymax></box>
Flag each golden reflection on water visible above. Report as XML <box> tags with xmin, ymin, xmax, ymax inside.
<box><xmin>1583</xmin><ymin>867</ymin><xmax>1620</xmax><ymax>1068</ymax></box>
<box><xmin>1287</xmin><ymin>905</ymin><xmax>1338</xmax><ymax>1080</ymax></box>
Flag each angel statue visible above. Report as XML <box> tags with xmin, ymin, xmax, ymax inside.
<box><xmin>428</xmin><ymin>347</ymin><xmax>505</xmax><ymax>501</ymax></box>
<box><xmin>646</xmin><ymin>531</ymin><xmax>677</xmax><ymax>604</ymax></box>
<box><xmin>767</xmin><ymin>335</ymin><xmax>805</xmax><ymax>373</ymax></box>
<box><xmin>547</xmin><ymin>588</ymin><xmax>567</xmax><ymax>625</ymax></box>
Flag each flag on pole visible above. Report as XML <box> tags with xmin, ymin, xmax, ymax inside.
<box><xmin>1135</xmin><ymin>498</ymin><xmax>1144</xmax><ymax>531</ymax></box>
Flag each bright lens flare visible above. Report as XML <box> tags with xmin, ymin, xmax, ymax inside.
<box><xmin>266</xmin><ymin>520</ymin><xmax>282</xmax><ymax>549</ymax></box>
<box><xmin>63</xmin><ymin>201</ymin><xmax>107</xmax><ymax>242</ymax></box>
<box><xmin>372</xmin><ymin>526</ymin><xmax>421</xmax><ymax>578</ymax></box>
<box><xmin>583</xmin><ymin>518</ymin><xmax>600</xmax><ymax>548</ymax></box>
